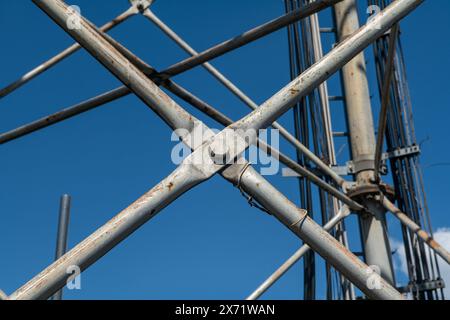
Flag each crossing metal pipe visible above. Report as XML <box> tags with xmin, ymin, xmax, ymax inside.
<box><xmin>42</xmin><ymin>0</ymin><xmax>422</xmax><ymax>296</ymax></box>
<box><xmin>222</xmin><ymin>165</ymin><xmax>402</xmax><ymax>300</ymax></box>
<box><xmin>246</xmin><ymin>206</ymin><xmax>351</xmax><ymax>300</ymax></box>
<box><xmin>0</xmin><ymin>4</ymin><xmax>141</xmax><ymax>99</ymax></box>
<box><xmin>0</xmin><ymin>87</ymin><xmax>129</xmax><ymax>144</ymax></box>
<box><xmin>0</xmin><ymin>19</ymin><xmax>361</xmax><ymax>210</ymax></box>
<box><xmin>383</xmin><ymin>197</ymin><xmax>450</xmax><ymax>265</ymax></box>
<box><xmin>9</xmin><ymin>161</ymin><xmax>208</xmax><ymax>300</ymax></box>
<box><xmin>142</xmin><ymin>8</ymin><xmax>345</xmax><ymax>186</ymax></box>
<box><xmin>229</xmin><ymin>0</ymin><xmax>423</xmax><ymax>134</ymax></box>
<box><xmin>11</xmin><ymin>0</ymin><xmax>419</xmax><ymax>300</ymax></box>
<box><xmin>161</xmin><ymin>0</ymin><xmax>342</xmax><ymax>77</ymax></box>
<box><xmin>0</xmin><ymin>0</ymin><xmax>345</xmax><ymax>186</ymax></box>
<box><xmin>163</xmin><ymin>81</ymin><xmax>362</xmax><ymax>210</ymax></box>
<box><xmin>0</xmin><ymin>2</ymin><xmax>338</xmax><ymax>136</ymax></box>
<box><xmin>97</xmin><ymin>29</ymin><xmax>362</xmax><ymax>210</ymax></box>
<box><xmin>0</xmin><ymin>0</ymin><xmax>338</xmax><ymax>100</ymax></box>
<box><xmin>0</xmin><ymin>0</ymin><xmax>343</xmax><ymax>186</ymax></box>
<box><xmin>0</xmin><ymin>33</ymin><xmax>359</xmax><ymax>212</ymax></box>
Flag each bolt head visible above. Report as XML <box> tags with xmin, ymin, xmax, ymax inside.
<box><xmin>209</xmin><ymin>137</ymin><xmax>230</xmax><ymax>165</ymax></box>
<box><xmin>129</xmin><ymin>0</ymin><xmax>154</xmax><ymax>11</ymax></box>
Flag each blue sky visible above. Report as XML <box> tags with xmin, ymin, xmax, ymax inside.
<box><xmin>0</xmin><ymin>1</ymin><xmax>449</xmax><ymax>300</ymax></box>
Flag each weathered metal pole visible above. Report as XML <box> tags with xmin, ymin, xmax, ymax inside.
<box><xmin>9</xmin><ymin>163</ymin><xmax>206</xmax><ymax>300</ymax></box>
<box><xmin>222</xmin><ymin>165</ymin><xmax>402</xmax><ymax>300</ymax></box>
<box><xmin>246</xmin><ymin>206</ymin><xmax>351</xmax><ymax>300</ymax></box>
<box><xmin>12</xmin><ymin>0</ymin><xmax>421</xmax><ymax>300</ymax></box>
<box><xmin>0</xmin><ymin>5</ymin><xmax>141</xmax><ymax>99</ymax></box>
<box><xmin>96</xmin><ymin>28</ymin><xmax>362</xmax><ymax>210</ymax></box>
<box><xmin>142</xmin><ymin>8</ymin><xmax>345</xmax><ymax>186</ymax></box>
<box><xmin>383</xmin><ymin>197</ymin><xmax>450</xmax><ymax>264</ymax></box>
<box><xmin>374</xmin><ymin>24</ymin><xmax>399</xmax><ymax>180</ymax></box>
<box><xmin>310</xmin><ymin>8</ymin><xmax>356</xmax><ymax>300</ymax></box>
<box><xmin>161</xmin><ymin>0</ymin><xmax>343</xmax><ymax>77</ymax></box>
<box><xmin>0</xmin><ymin>28</ymin><xmax>357</xmax><ymax>211</ymax></box>
<box><xmin>0</xmin><ymin>0</ymin><xmax>339</xmax><ymax>154</ymax></box>
<box><xmin>334</xmin><ymin>0</ymin><xmax>396</xmax><ymax>285</ymax></box>
<box><xmin>0</xmin><ymin>87</ymin><xmax>129</xmax><ymax>144</ymax></box>
<box><xmin>52</xmin><ymin>194</ymin><xmax>71</xmax><ymax>300</ymax></box>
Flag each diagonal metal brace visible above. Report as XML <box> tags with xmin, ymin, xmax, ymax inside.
<box><xmin>9</xmin><ymin>0</ymin><xmax>424</xmax><ymax>301</ymax></box>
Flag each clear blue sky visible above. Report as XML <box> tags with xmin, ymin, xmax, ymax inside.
<box><xmin>0</xmin><ymin>1</ymin><xmax>449</xmax><ymax>299</ymax></box>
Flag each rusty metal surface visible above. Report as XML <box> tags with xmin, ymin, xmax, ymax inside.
<box><xmin>9</xmin><ymin>163</ymin><xmax>207</xmax><ymax>300</ymax></box>
<box><xmin>247</xmin><ymin>205</ymin><xmax>351</xmax><ymax>300</ymax></box>
<box><xmin>0</xmin><ymin>4</ymin><xmax>140</xmax><ymax>100</ymax></box>
<box><xmin>1</xmin><ymin>0</ymin><xmax>431</xmax><ymax>301</ymax></box>
<box><xmin>142</xmin><ymin>7</ymin><xmax>346</xmax><ymax>186</ymax></box>
<box><xmin>383</xmin><ymin>197</ymin><xmax>450</xmax><ymax>265</ymax></box>
<box><xmin>15</xmin><ymin>0</ymin><xmax>422</xmax><ymax>300</ymax></box>
<box><xmin>161</xmin><ymin>0</ymin><xmax>343</xmax><ymax>77</ymax></box>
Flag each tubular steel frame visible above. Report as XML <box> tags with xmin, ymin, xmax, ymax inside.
<box><xmin>0</xmin><ymin>0</ymin><xmax>448</xmax><ymax>300</ymax></box>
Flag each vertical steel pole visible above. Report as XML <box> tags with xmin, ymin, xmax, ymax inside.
<box><xmin>52</xmin><ymin>194</ymin><xmax>71</xmax><ymax>300</ymax></box>
<box><xmin>333</xmin><ymin>0</ymin><xmax>396</xmax><ymax>285</ymax></box>
<box><xmin>310</xmin><ymin>10</ymin><xmax>356</xmax><ymax>300</ymax></box>
<box><xmin>0</xmin><ymin>6</ymin><xmax>139</xmax><ymax>99</ymax></box>
<box><xmin>19</xmin><ymin>0</ymin><xmax>421</xmax><ymax>300</ymax></box>
<box><xmin>373</xmin><ymin>24</ymin><xmax>399</xmax><ymax>180</ymax></box>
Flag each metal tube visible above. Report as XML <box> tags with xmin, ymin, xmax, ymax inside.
<box><xmin>37</xmin><ymin>0</ymin><xmax>422</xmax><ymax>229</ymax></box>
<box><xmin>96</xmin><ymin>30</ymin><xmax>362</xmax><ymax>210</ymax></box>
<box><xmin>161</xmin><ymin>0</ymin><xmax>343</xmax><ymax>77</ymax></box>
<box><xmin>32</xmin><ymin>1</ymin><xmax>199</xmax><ymax>134</ymax></box>
<box><xmin>334</xmin><ymin>0</ymin><xmax>377</xmax><ymax>182</ymax></box>
<box><xmin>310</xmin><ymin>9</ymin><xmax>356</xmax><ymax>299</ymax></box>
<box><xmin>359</xmin><ymin>199</ymin><xmax>396</xmax><ymax>284</ymax></box>
<box><xmin>52</xmin><ymin>194</ymin><xmax>71</xmax><ymax>301</ymax></box>
<box><xmin>333</xmin><ymin>0</ymin><xmax>399</xmax><ymax>286</ymax></box>
<box><xmin>55</xmin><ymin>0</ymin><xmax>420</xmax><ymax>238</ymax></box>
<box><xmin>168</xmin><ymin>82</ymin><xmax>361</xmax><ymax>210</ymax></box>
<box><xmin>260</xmin><ymin>142</ymin><xmax>361</xmax><ymax>210</ymax></box>
<box><xmin>374</xmin><ymin>24</ymin><xmax>399</xmax><ymax>180</ymax></box>
<box><xmin>0</xmin><ymin>22</ymin><xmax>361</xmax><ymax>211</ymax></box>
<box><xmin>231</xmin><ymin>0</ymin><xmax>423</xmax><ymax>137</ymax></box>
<box><xmin>8</xmin><ymin>1</ymin><xmax>218</xmax><ymax>300</ymax></box>
<box><xmin>0</xmin><ymin>0</ymin><xmax>339</xmax><ymax>168</ymax></box>
<box><xmin>19</xmin><ymin>0</ymin><xmax>416</xmax><ymax>300</ymax></box>
<box><xmin>0</xmin><ymin>87</ymin><xmax>129</xmax><ymax>144</ymax></box>
<box><xmin>246</xmin><ymin>206</ymin><xmax>350</xmax><ymax>300</ymax></box>
<box><xmin>383</xmin><ymin>198</ymin><xmax>450</xmax><ymax>265</ymax></box>
<box><xmin>142</xmin><ymin>8</ymin><xmax>345</xmax><ymax>186</ymax></box>
<box><xmin>222</xmin><ymin>165</ymin><xmax>403</xmax><ymax>300</ymax></box>
<box><xmin>9</xmin><ymin>163</ymin><xmax>206</xmax><ymax>300</ymax></box>
<box><xmin>0</xmin><ymin>5</ymin><xmax>139</xmax><ymax>99</ymax></box>
<box><xmin>0</xmin><ymin>0</ymin><xmax>338</xmax><ymax>100</ymax></box>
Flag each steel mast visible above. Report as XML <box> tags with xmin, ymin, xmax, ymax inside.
<box><xmin>1</xmin><ymin>0</ymin><xmax>447</xmax><ymax>301</ymax></box>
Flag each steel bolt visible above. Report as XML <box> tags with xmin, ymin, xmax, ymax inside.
<box><xmin>209</xmin><ymin>137</ymin><xmax>230</xmax><ymax>165</ymax></box>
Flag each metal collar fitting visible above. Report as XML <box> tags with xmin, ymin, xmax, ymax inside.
<box><xmin>129</xmin><ymin>0</ymin><xmax>154</xmax><ymax>12</ymax></box>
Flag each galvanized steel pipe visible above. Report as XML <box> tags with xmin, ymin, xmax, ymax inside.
<box><xmin>13</xmin><ymin>0</ymin><xmax>422</xmax><ymax>300</ymax></box>
<box><xmin>246</xmin><ymin>206</ymin><xmax>350</xmax><ymax>300</ymax></box>
<box><xmin>52</xmin><ymin>194</ymin><xmax>72</xmax><ymax>300</ymax></box>
<box><xmin>0</xmin><ymin>5</ymin><xmax>139</xmax><ymax>99</ymax></box>
<box><xmin>383</xmin><ymin>197</ymin><xmax>450</xmax><ymax>265</ymax></box>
